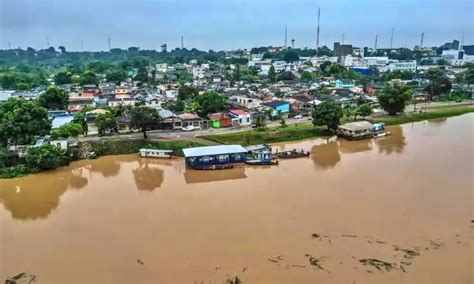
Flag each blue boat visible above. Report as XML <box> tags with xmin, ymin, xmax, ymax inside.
<box><xmin>245</xmin><ymin>144</ymin><xmax>279</xmax><ymax>165</ymax></box>
<box><xmin>182</xmin><ymin>145</ymin><xmax>248</xmax><ymax>170</ymax></box>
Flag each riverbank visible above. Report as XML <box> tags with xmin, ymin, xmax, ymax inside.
<box><xmin>202</xmin><ymin>105</ymin><xmax>474</xmax><ymax>145</ymax></box>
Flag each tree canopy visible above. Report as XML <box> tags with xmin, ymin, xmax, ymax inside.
<box><xmin>312</xmin><ymin>101</ymin><xmax>343</xmax><ymax>131</ymax></box>
<box><xmin>377</xmin><ymin>83</ymin><xmax>413</xmax><ymax>115</ymax></box>
<box><xmin>26</xmin><ymin>144</ymin><xmax>68</xmax><ymax>172</ymax></box>
<box><xmin>0</xmin><ymin>99</ymin><xmax>51</xmax><ymax>146</ymax></box>
<box><xmin>283</xmin><ymin>50</ymin><xmax>300</xmax><ymax>63</ymax></box>
<box><xmin>79</xmin><ymin>70</ymin><xmax>99</xmax><ymax>85</ymax></box>
<box><xmin>130</xmin><ymin>106</ymin><xmax>160</xmax><ymax>139</ymax></box>
<box><xmin>38</xmin><ymin>86</ymin><xmax>69</xmax><ymax>110</ymax></box>
<box><xmin>195</xmin><ymin>91</ymin><xmax>225</xmax><ymax>117</ymax></box>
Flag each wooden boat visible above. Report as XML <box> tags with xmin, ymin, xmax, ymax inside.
<box><xmin>274</xmin><ymin>149</ymin><xmax>310</xmax><ymax>159</ymax></box>
<box><xmin>374</xmin><ymin>131</ymin><xmax>392</xmax><ymax>138</ymax></box>
<box><xmin>139</xmin><ymin>149</ymin><xmax>177</xmax><ymax>159</ymax></box>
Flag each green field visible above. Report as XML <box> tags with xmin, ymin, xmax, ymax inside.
<box><xmin>202</xmin><ymin>105</ymin><xmax>474</xmax><ymax>146</ymax></box>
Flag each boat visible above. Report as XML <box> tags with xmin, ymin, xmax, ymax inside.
<box><xmin>182</xmin><ymin>145</ymin><xmax>247</xmax><ymax>170</ymax></box>
<box><xmin>245</xmin><ymin>145</ymin><xmax>279</xmax><ymax>166</ymax></box>
<box><xmin>337</xmin><ymin>121</ymin><xmax>391</xmax><ymax>140</ymax></box>
<box><xmin>374</xmin><ymin>131</ymin><xmax>391</xmax><ymax>138</ymax></box>
<box><xmin>139</xmin><ymin>149</ymin><xmax>177</xmax><ymax>159</ymax></box>
<box><xmin>274</xmin><ymin>149</ymin><xmax>310</xmax><ymax>159</ymax></box>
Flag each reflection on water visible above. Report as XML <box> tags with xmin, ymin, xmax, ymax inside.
<box><xmin>427</xmin><ymin>117</ymin><xmax>447</xmax><ymax>127</ymax></box>
<box><xmin>375</xmin><ymin>126</ymin><xmax>406</xmax><ymax>155</ymax></box>
<box><xmin>311</xmin><ymin>139</ymin><xmax>340</xmax><ymax>170</ymax></box>
<box><xmin>133</xmin><ymin>159</ymin><xmax>164</xmax><ymax>191</ymax></box>
<box><xmin>184</xmin><ymin>167</ymin><xmax>247</xmax><ymax>184</ymax></box>
<box><xmin>0</xmin><ymin>164</ymin><xmax>88</xmax><ymax>220</ymax></box>
<box><xmin>89</xmin><ymin>160</ymin><xmax>121</xmax><ymax>177</ymax></box>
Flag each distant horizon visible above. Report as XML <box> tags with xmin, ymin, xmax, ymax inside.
<box><xmin>1</xmin><ymin>0</ymin><xmax>472</xmax><ymax>52</ymax></box>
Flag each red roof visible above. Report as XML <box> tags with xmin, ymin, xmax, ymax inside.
<box><xmin>230</xmin><ymin>108</ymin><xmax>248</xmax><ymax>116</ymax></box>
<box><xmin>80</xmin><ymin>92</ymin><xmax>96</xmax><ymax>97</ymax></box>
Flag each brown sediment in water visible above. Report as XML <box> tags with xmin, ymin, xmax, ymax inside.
<box><xmin>1</xmin><ymin>114</ymin><xmax>473</xmax><ymax>284</ymax></box>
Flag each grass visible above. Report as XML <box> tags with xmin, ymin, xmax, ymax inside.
<box><xmin>202</xmin><ymin>105</ymin><xmax>474</xmax><ymax>146</ymax></box>
<box><xmin>371</xmin><ymin>105</ymin><xmax>474</xmax><ymax>126</ymax></box>
<box><xmin>80</xmin><ymin>139</ymin><xmax>203</xmax><ymax>158</ymax></box>
<box><xmin>203</xmin><ymin>123</ymin><xmax>331</xmax><ymax>146</ymax></box>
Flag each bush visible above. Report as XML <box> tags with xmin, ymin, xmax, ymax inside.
<box><xmin>26</xmin><ymin>144</ymin><xmax>68</xmax><ymax>172</ymax></box>
<box><xmin>0</xmin><ymin>164</ymin><xmax>28</xmax><ymax>178</ymax></box>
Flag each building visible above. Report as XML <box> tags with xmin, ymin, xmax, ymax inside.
<box><xmin>229</xmin><ymin>108</ymin><xmax>252</xmax><ymax>126</ymax></box>
<box><xmin>334</xmin><ymin>42</ymin><xmax>353</xmax><ymax>57</ymax></box>
<box><xmin>337</xmin><ymin>121</ymin><xmax>374</xmax><ymax>140</ymax></box>
<box><xmin>387</xmin><ymin>60</ymin><xmax>417</xmax><ymax>72</ymax></box>
<box><xmin>441</xmin><ymin>49</ymin><xmax>464</xmax><ymax>60</ymax></box>
<box><xmin>108</xmin><ymin>97</ymin><xmax>135</xmax><ymax>107</ymax></box>
<box><xmin>263</xmin><ymin>101</ymin><xmax>290</xmax><ymax>118</ymax></box>
<box><xmin>158</xmin><ymin>84</ymin><xmax>180</xmax><ymax>99</ymax></box>
<box><xmin>208</xmin><ymin>112</ymin><xmax>232</xmax><ymax>128</ymax></box>
<box><xmin>182</xmin><ymin>145</ymin><xmax>248</xmax><ymax>169</ymax></box>
<box><xmin>230</xmin><ymin>96</ymin><xmax>262</xmax><ymax>109</ymax></box>
<box><xmin>463</xmin><ymin>45</ymin><xmax>474</xmax><ymax>55</ymax></box>
<box><xmin>177</xmin><ymin>112</ymin><xmax>202</xmax><ymax>130</ymax></box>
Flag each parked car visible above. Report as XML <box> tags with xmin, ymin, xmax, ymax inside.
<box><xmin>182</xmin><ymin>125</ymin><xmax>201</xmax><ymax>131</ymax></box>
<box><xmin>294</xmin><ymin>115</ymin><xmax>303</xmax><ymax>119</ymax></box>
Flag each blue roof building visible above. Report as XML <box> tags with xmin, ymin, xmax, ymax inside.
<box><xmin>183</xmin><ymin>145</ymin><xmax>247</xmax><ymax>170</ymax></box>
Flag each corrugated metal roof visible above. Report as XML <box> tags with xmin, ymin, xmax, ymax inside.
<box><xmin>183</xmin><ymin>145</ymin><xmax>247</xmax><ymax>157</ymax></box>
<box><xmin>339</xmin><ymin>121</ymin><xmax>373</xmax><ymax>131</ymax></box>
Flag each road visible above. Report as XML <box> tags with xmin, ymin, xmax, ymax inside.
<box><xmin>76</xmin><ymin>100</ymin><xmax>473</xmax><ymax>143</ymax></box>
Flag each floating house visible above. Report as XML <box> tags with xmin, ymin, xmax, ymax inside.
<box><xmin>182</xmin><ymin>145</ymin><xmax>247</xmax><ymax>170</ymax></box>
<box><xmin>139</xmin><ymin>149</ymin><xmax>175</xmax><ymax>159</ymax></box>
<box><xmin>245</xmin><ymin>145</ymin><xmax>278</xmax><ymax>165</ymax></box>
<box><xmin>337</xmin><ymin>121</ymin><xmax>374</xmax><ymax>140</ymax></box>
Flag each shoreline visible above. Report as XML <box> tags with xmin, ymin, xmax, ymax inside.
<box><xmin>1</xmin><ymin>105</ymin><xmax>473</xmax><ymax>179</ymax></box>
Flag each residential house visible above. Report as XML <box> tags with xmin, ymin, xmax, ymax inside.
<box><xmin>332</xmin><ymin>79</ymin><xmax>354</xmax><ymax>88</ymax></box>
<box><xmin>263</xmin><ymin>101</ymin><xmax>290</xmax><ymax>118</ymax></box>
<box><xmin>229</xmin><ymin>108</ymin><xmax>252</xmax><ymax>126</ymax></box>
<box><xmin>177</xmin><ymin>112</ymin><xmax>203</xmax><ymax>130</ymax></box>
<box><xmin>208</xmin><ymin>112</ymin><xmax>233</xmax><ymax>128</ymax></box>
<box><xmin>108</xmin><ymin>97</ymin><xmax>136</xmax><ymax>107</ymax></box>
<box><xmin>68</xmin><ymin>94</ymin><xmax>94</xmax><ymax>112</ymax></box>
<box><xmin>158</xmin><ymin>84</ymin><xmax>180</xmax><ymax>99</ymax></box>
<box><xmin>115</xmin><ymin>86</ymin><xmax>130</xmax><ymax>97</ymax></box>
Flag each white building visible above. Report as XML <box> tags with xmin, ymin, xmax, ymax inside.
<box><xmin>441</xmin><ymin>49</ymin><xmax>464</xmax><ymax>60</ymax></box>
<box><xmin>192</xmin><ymin>66</ymin><xmax>207</xmax><ymax>79</ymax></box>
<box><xmin>363</xmin><ymin>57</ymin><xmax>390</xmax><ymax>67</ymax></box>
<box><xmin>156</xmin><ymin>63</ymin><xmax>168</xmax><ymax>73</ymax></box>
<box><xmin>387</xmin><ymin>60</ymin><xmax>417</xmax><ymax>72</ymax></box>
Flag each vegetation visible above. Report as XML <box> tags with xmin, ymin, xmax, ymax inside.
<box><xmin>255</xmin><ymin>116</ymin><xmax>267</xmax><ymax>131</ymax></box>
<box><xmin>356</xmin><ymin>103</ymin><xmax>373</xmax><ymax>119</ymax></box>
<box><xmin>38</xmin><ymin>86</ymin><xmax>69</xmax><ymax>110</ymax></box>
<box><xmin>51</xmin><ymin>123</ymin><xmax>83</xmax><ymax>139</ymax></box>
<box><xmin>130</xmin><ymin>106</ymin><xmax>161</xmax><ymax>139</ymax></box>
<box><xmin>312</xmin><ymin>101</ymin><xmax>343</xmax><ymax>131</ymax></box>
<box><xmin>0</xmin><ymin>99</ymin><xmax>51</xmax><ymax>146</ymax></box>
<box><xmin>371</xmin><ymin>105</ymin><xmax>474</xmax><ymax>125</ymax></box>
<box><xmin>194</xmin><ymin>91</ymin><xmax>225</xmax><ymax>117</ymax></box>
<box><xmin>268</xmin><ymin>65</ymin><xmax>276</xmax><ymax>83</ymax></box>
<box><xmin>26</xmin><ymin>144</ymin><xmax>68</xmax><ymax>172</ymax></box>
<box><xmin>377</xmin><ymin>83</ymin><xmax>413</xmax><ymax>115</ymax></box>
<box><xmin>283</xmin><ymin>50</ymin><xmax>300</xmax><ymax>63</ymax></box>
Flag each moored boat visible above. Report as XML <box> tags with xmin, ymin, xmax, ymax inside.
<box><xmin>139</xmin><ymin>149</ymin><xmax>177</xmax><ymax>159</ymax></box>
<box><xmin>182</xmin><ymin>145</ymin><xmax>247</xmax><ymax>170</ymax></box>
<box><xmin>274</xmin><ymin>149</ymin><xmax>310</xmax><ymax>159</ymax></box>
<box><xmin>245</xmin><ymin>144</ymin><xmax>279</xmax><ymax>166</ymax></box>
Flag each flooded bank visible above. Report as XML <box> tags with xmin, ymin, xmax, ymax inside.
<box><xmin>1</xmin><ymin>114</ymin><xmax>473</xmax><ymax>283</ymax></box>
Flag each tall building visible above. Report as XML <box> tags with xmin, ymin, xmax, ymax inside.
<box><xmin>462</xmin><ymin>45</ymin><xmax>474</xmax><ymax>55</ymax></box>
<box><xmin>334</xmin><ymin>42</ymin><xmax>353</xmax><ymax>57</ymax></box>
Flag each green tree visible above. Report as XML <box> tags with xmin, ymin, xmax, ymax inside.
<box><xmin>0</xmin><ymin>99</ymin><xmax>51</xmax><ymax>146</ymax></box>
<box><xmin>80</xmin><ymin>70</ymin><xmax>99</xmax><ymax>85</ymax></box>
<box><xmin>300</xmin><ymin>71</ymin><xmax>315</xmax><ymax>82</ymax></box>
<box><xmin>184</xmin><ymin>101</ymin><xmax>201</xmax><ymax>113</ymax></box>
<box><xmin>283</xmin><ymin>50</ymin><xmax>299</xmax><ymax>63</ymax></box>
<box><xmin>51</xmin><ymin>123</ymin><xmax>83</xmax><ymax>139</ymax></box>
<box><xmin>134</xmin><ymin>67</ymin><xmax>149</xmax><ymax>83</ymax></box>
<box><xmin>194</xmin><ymin>91</ymin><xmax>225</xmax><ymax>117</ymax></box>
<box><xmin>96</xmin><ymin>112</ymin><xmax>117</xmax><ymax>135</ymax></box>
<box><xmin>105</xmin><ymin>70</ymin><xmax>127</xmax><ymax>84</ymax></box>
<box><xmin>130</xmin><ymin>106</ymin><xmax>160</xmax><ymax>139</ymax></box>
<box><xmin>178</xmin><ymin>85</ymin><xmax>199</xmax><ymax>101</ymax></box>
<box><xmin>426</xmin><ymin>77</ymin><xmax>452</xmax><ymax>100</ymax></box>
<box><xmin>377</xmin><ymin>83</ymin><xmax>413</xmax><ymax>115</ymax></box>
<box><xmin>279</xmin><ymin>116</ymin><xmax>287</xmax><ymax>128</ymax></box>
<box><xmin>312</xmin><ymin>101</ymin><xmax>343</xmax><ymax>131</ymax></box>
<box><xmin>268</xmin><ymin>65</ymin><xmax>276</xmax><ymax>83</ymax></box>
<box><xmin>26</xmin><ymin>144</ymin><xmax>68</xmax><ymax>172</ymax></box>
<box><xmin>277</xmin><ymin>71</ymin><xmax>295</xmax><ymax>81</ymax></box>
<box><xmin>255</xmin><ymin>116</ymin><xmax>267</xmax><ymax>131</ymax></box>
<box><xmin>233</xmin><ymin>65</ymin><xmax>241</xmax><ymax>81</ymax></box>
<box><xmin>356</xmin><ymin>103</ymin><xmax>373</xmax><ymax>119</ymax></box>
<box><xmin>54</xmin><ymin>71</ymin><xmax>72</xmax><ymax>85</ymax></box>
<box><xmin>38</xmin><ymin>86</ymin><xmax>69</xmax><ymax>110</ymax></box>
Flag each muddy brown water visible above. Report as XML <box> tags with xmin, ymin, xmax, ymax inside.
<box><xmin>1</xmin><ymin>114</ymin><xmax>473</xmax><ymax>284</ymax></box>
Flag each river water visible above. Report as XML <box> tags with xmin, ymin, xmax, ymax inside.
<box><xmin>1</xmin><ymin>114</ymin><xmax>473</xmax><ymax>283</ymax></box>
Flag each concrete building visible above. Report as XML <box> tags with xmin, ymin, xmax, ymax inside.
<box><xmin>441</xmin><ymin>49</ymin><xmax>464</xmax><ymax>60</ymax></box>
<box><xmin>334</xmin><ymin>42</ymin><xmax>353</xmax><ymax>57</ymax></box>
<box><xmin>387</xmin><ymin>60</ymin><xmax>417</xmax><ymax>72</ymax></box>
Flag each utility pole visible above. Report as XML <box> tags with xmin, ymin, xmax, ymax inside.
<box><xmin>181</xmin><ymin>35</ymin><xmax>184</xmax><ymax>49</ymax></box>
<box><xmin>420</xmin><ymin>32</ymin><xmax>424</xmax><ymax>48</ymax></box>
<box><xmin>107</xmin><ymin>34</ymin><xmax>111</xmax><ymax>51</ymax></box>
<box><xmin>284</xmin><ymin>24</ymin><xmax>288</xmax><ymax>47</ymax></box>
<box><xmin>374</xmin><ymin>34</ymin><xmax>378</xmax><ymax>51</ymax></box>
<box><xmin>390</xmin><ymin>27</ymin><xmax>394</xmax><ymax>49</ymax></box>
<box><xmin>316</xmin><ymin>7</ymin><xmax>320</xmax><ymax>54</ymax></box>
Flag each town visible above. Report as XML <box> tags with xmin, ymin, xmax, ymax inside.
<box><xmin>0</xmin><ymin>38</ymin><xmax>473</xmax><ymax>177</ymax></box>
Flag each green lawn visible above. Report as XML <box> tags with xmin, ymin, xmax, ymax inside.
<box><xmin>202</xmin><ymin>105</ymin><xmax>474</xmax><ymax>146</ymax></box>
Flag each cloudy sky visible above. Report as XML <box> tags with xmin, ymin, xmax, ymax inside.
<box><xmin>0</xmin><ymin>0</ymin><xmax>472</xmax><ymax>51</ymax></box>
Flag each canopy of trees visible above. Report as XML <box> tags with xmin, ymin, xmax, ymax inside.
<box><xmin>312</xmin><ymin>101</ymin><xmax>343</xmax><ymax>131</ymax></box>
<box><xmin>26</xmin><ymin>144</ymin><xmax>68</xmax><ymax>172</ymax></box>
<box><xmin>283</xmin><ymin>50</ymin><xmax>300</xmax><ymax>63</ymax></box>
<box><xmin>38</xmin><ymin>86</ymin><xmax>69</xmax><ymax>110</ymax></box>
<box><xmin>130</xmin><ymin>106</ymin><xmax>160</xmax><ymax>139</ymax></box>
<box><xmin>80</xmin><ymin>70</ymin><xmax>99</xmax><ymax>85</ymax></box>
<box><xmin>0</xmin><ymin>99</ymin><xmax>51</xmax><ymax>146</ymax></box>
<box><xmin>377</xmin><ymin>83</ymin><xmax>413</xmax><ymax>115</ymax></box>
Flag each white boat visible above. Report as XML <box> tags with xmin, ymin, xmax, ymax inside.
<box><xmin>374</xmin><ymin>131</ymin><xmax>391</xmax><ymax>138</ymax></box>
<box><xmin>139</xmin><ymin>149</ymin><xmax>176</xmax><ymax>159</ymax></box>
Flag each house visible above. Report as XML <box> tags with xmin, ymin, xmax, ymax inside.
<box><xmin>108</xmin><ymin>97</ymin><xmax>135</xmax><ymax>107</ymax></box>
<box><xmin>208</xmin><ymin>112</ymin><xmax>232</xmax><ymax>128</ymax></box>
<box><xmin>68</xmin><ymin>95</ymin><xmax>94</xmax><ymax>112</ymax></box>
<box><xmin>289</xmin><ymin>94</ymin><xmax>314</xmax><ymax>114</ymax></box>
<box><xmin>336</xmin><ymin>121</ymin><xmax>374</xmax><ymax>140</ymax></box>
<box><xmin>230</xmin><ymin>95</ymin><xmax>262</xmax><ymax>109</ymax></box>
<box><xmin>229</xmin><ymin>108</ymin><xmax>252</xmax><ymax>126</ymax></box>
<box><xmin>263</xmin><ymin>100</ymin><xmax>290</xmax><ymax>118</ymax></box>
<box><xmin>158</xmin><ymin>84</ymin><xmax>180</xmax><ymax>99</ymax></box>
<box><xmin>211</xmin><ymin>74</ymin><xmax>223</xmax><ymax>83</ymax></box>
<box><xmin>157</xmin><ymin>109</ymin><xmax>179</xmax><ymax>129</ymax></box>
<box><xmin>182</xmin><ymin>145</ymin><xmax>248</xmax><ymax>169</ymax></box>
<box><xmin>177</xmin><ymin>112</ymin><xmax>202</xmax><ymax>130</ymax></box>
<box><xmin>83</xmin><ymin>84</ymin><xmax>98</xmax><ymax>93</ymax></box>
<box><xmin>115</xmin><ymin>86</ymin><xmax>130</xmax><ymax>97</ymax></box>
<box><xmin>332</xmin><ymin>79</ymin><xmax>354</xmax><ymax>88</ymax></box>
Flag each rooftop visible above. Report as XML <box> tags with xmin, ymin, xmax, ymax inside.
<box><xmin>183</xmin><ymin>145</ymin><xmax>247</xmax><ymax>158</ymax></box>
<box><xmin>229</xmin><ymin>108</ymin><xmax>249</xmax><ymax>116</ymax></box>
<box><xmin>339</xmin><ymin>121</ymin><xmax>373</xmax><ymax>131</ymax></box>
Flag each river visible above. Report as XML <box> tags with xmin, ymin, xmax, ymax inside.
<box><xmin>1</xmin><ymin>114</ymin><xmax>473</xmax><ymax>283</ymax></box>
